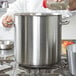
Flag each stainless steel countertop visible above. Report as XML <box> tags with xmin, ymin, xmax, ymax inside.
<box><xmin>0</xmin><ymin>49</ymin><xmax>73</xmax><ymax>76</ymax></box>
<box><xmin>6</xmin><ymin>60</ymin><xmax>72</xmax><ymax>76</ymax></box>
<box><xmin>6</xmin><ymin>67</ymin><xmax>72</xmax><ymax>76</ymax></box>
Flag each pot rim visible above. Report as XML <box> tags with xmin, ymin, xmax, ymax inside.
<box><xmin>15</xmin><ymin>12</ymin><xmax>62</xmax><ymax>16</ymax></box>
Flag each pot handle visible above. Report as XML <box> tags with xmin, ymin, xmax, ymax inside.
<box><xmin>61</xmin><ymin>19</ymin><xmax>70</xmax><ymax>25</ymax></box>
<box><xmin>4</xmin><ymin>22</ymin><xmax>15</xmax><ymax>31</ymax></box>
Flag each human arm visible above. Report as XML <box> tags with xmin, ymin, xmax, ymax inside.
<box><xmin>0</xmin><ymin>0</ymin><xmax>23</xmax><ymax>27</ymax></box>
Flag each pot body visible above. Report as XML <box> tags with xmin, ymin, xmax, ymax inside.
<box><xmin>15</xmin><ymin>13</ymin><xmax>62</xmax><ymax>69</ymax></box>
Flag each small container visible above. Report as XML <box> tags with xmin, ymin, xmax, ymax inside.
<box><xmin>0</xmin><ymin>40</ymin><xmax>14</xmax><ymax>50</ymax></box>
<box><xmin>67</xmin><ymin>44</ymin><xmax>76</xmax><ymax>75</ymax></box>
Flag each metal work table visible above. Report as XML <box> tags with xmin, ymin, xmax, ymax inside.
<box><xmin>0</xmin><ymin>49</ymin><xmax>73</xmax><ymax>76</ymax></box>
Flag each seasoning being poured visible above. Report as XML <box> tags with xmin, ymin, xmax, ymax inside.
<box><xmin>46</xmin><ymin>0</ymin><xmax>69</xmax><ymax>10</ymax></box>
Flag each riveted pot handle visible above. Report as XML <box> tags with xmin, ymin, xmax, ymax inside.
<box><xmin>62</xmin><ymin>19</ymin><xmax>70</xmax><ymax>25</ymax></box>
<box><xmin>4</xmin><ymin>22</ymin><xmax>15</xmax><ymax>31</ymax></box>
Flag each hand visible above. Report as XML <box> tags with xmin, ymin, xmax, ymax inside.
<box><xmin>69</xmin><ymin>0</ymin><xmax>76</xmax><ymax>10</ymax></box>
<box><xmin>2</xmin><ymin>15</ymin><xmax>14</xmax><ymax>28</ymax></box>
<box><xmin>55</xmin><ymin>0</ymin><xmax>76</xmax><ymax>10</ymax></box>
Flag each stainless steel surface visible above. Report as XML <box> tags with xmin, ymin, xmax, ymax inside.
<box><xmin>0</xmin><ymin>40</ymin><xmax>14</xmax><ymax>50</ymax></box>
<box><xmin>5</xmin><ymin>59</ymin><xmax>72</xmax><ymax>76</ymax></box>
<box><xmin>15</xmin><ymin>13</ymin><xmax>62</xmax><ymax>68</ymax></box>
<box><xmin>0</xmin><ymin>73</ymin><xmax>9</xmax><ymax>76</ymax></box>
<box><xmin>15</xmin><ymin>13</ymin><xmax>61</xmax><ymax>16</ymax></box>
<box><xmin>62</xmin><ymin>20</ymin><xmax>70</xmax><ymax>25</ymax></box>
<box><xmin>0</xmin><ymin>46</ymin><xmax>72</xmax><ymax>76</ymax></box>
<box><xmin>0</xmin><ymin>55</ymin><xmax>72</xmax><ymax>76</ymax></box>
<box><xmin>0</xmin><ymin>48</ymin><xmax>14</xmax><ymax>64</ymax></box>
<box><xmin>17</xmin><ymin>73</ymin><xmax>60</xmax><ymax>76</ymax></box>
<box><xmin>67</xmin><ymin>44</ymin><xmax>76</xmax><ymax>76</ymax></box>
<box><xmin>0</xmin><ymin>65</ymin><xmax>12</xmax><ymax>73</ymax></box>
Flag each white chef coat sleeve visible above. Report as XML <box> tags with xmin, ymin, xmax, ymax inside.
<box><xmin>7</xmin><ymin>0</ymin><xmax>23</xmax><ymax>15</ymax></box>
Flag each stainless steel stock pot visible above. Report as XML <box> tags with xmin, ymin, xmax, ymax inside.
<box><xmin>15</xmin><ymin>13</ymin><xmax>62</xmax><ymax>69</ymax></box>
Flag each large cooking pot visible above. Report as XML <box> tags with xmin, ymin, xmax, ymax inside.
<box><xmin>15</xmin><ymin>13</ymin><xmax>63</xmax><ymax>69</ymax></box>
